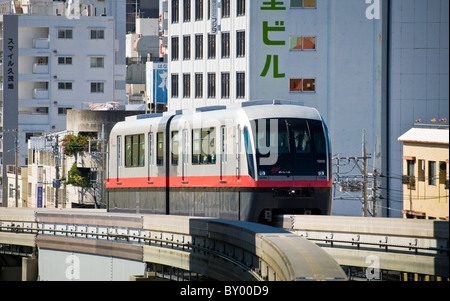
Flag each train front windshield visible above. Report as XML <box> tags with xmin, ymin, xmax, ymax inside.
<box><xmin>250</xmin><ymin>118</ymin><xmax>329</xmax><ymax>178</ymax></box>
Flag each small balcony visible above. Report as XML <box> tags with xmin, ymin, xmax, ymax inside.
<box><xmin>33</xmin><ymin>63</ymin><xmax>49</xmax><ymax>74</ymax></box>
<box><xmin>33</xmin><ymin>89</ymin><xmax>49</xmax><ymax>99</ymax></box>
<box><xmin>33</xmin><ymin>38</ymin><xmax>49</xmax><ymax>49</ymax></box>
<box><xmin>18</xmin><ymin>113</ymin><xmax>49</xmax><ymax>125</ymax></box>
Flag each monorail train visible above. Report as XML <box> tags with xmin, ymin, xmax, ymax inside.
<box><xmin>106</xmin><ymin>100</ymin><xmax>332</xmax><ymax>223</ymax></box>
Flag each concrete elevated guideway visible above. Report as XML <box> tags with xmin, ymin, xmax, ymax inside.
<box><xmin>275</xmin><ymin>215</ymin><xmax>449</xmax><ymax>280</ymax></box>
<box><xmin>0</xmin><ymin>208</ymin><xmax>346</xmax><ymax>281</ymax></box>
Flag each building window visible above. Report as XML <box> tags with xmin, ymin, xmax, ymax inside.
<box><xmin>208</xmin><ymin>0</ymin><xmax>211</xmax><ymax>19</ymax></box>
<box><xmin>195</xmin><ymin>0</ymin><xmax>203</xmax><ymax>20</ymax></box>
<box><xmin>439</xmin><ymin>162</ymin><xmax>447</xmax><ymax>186</ymax></box>
<box><xmin>429</xmin><ymin>161</ymin><xmax>436</xmax><ymax>186</ymax></box>
<box><xmin>90</xmin><ymin>29</ymin><xmax>104</xmax><ymax>39</ymax></box>
<box><xmin>236</xmin><ymin>31</ymin><xmax>245</xmax><ymax>57</ymax></box>
<box><xmin>407</xmin><ymin>160</ymin><xmax>415</xmax><ymax>177</ymax></box>
<box><xmin>58</xmin><ymin>82</ymin><xmax>72</xmax><ymax>90</ymax></box>
<box><xmin>195</xmin><ymin>73</ymin><xmax>203</xmax><ymax>98</ymax></box>
<box><xmin>290</xmin><ymin>0</ymin><xmax>316</xmax><ymax>8</ymax></box>
<box><xmin>289</xmin><ymin>36</ymin><xmax>316</xmax><ymax>50</ymax></box>
<box><xmin>289</xmin><ymin>78</ymin><xmax>316</xmax><ymax>92</ymax></box>
<box><xmin>237</xmin><ymin>0</ymin><xmax>245</xmax><ymax>16</ymax></box>
<box><xmin>58</xmin><ymin>57</ymin><xmax>73</xmax><ymax>65</ymax></box>
<box><xmin>236</xmin><ymin>72</ymin><xmax>245</xmax><ymax>99</ymax></box>
<box><xmin>207</xmin><ymin>73</ymin><xmax>216</xmax><ymax>98</ymax></box>
<box><xmin>222</xmin><ymin>0</ymin><xmax>230</xmax><ymax>18</ymax></box>
<box><xmin>183</xmin><ymin>35</ymin><xmax>191</xmax><ymax>60</ymax></box>
<box><xmin>171</xmin><ymin>74</ymin><xmax>179</xmax><ymax>98</ymax></box>
<box><xmin>183</xmin><ymin>0</ymin><xmax>191</xmax><ymax>22</ymax></box>
<box><xmin>58</xmin><ymin>107</ymin><xmax>71</xmax><ymax>115</ymax></box>
<box><xmin>90</xmin><ymin>57</ymin><xmax>104</xmax><ymax>68</ymax></box>
<box><xmin>221</xmin><ymin>32</ymin><xmax>230</xmax><ymax>58</ymax></box>
<box><xmin>183</xmin><ymin>73</ymin><xmax>191</xmax><ymax>98</ymax></box>
<box><xmin>208</xmin><ymin>34</ymin><xmax>216</xmax><ymax>59</ymax></box>
<box><xmin>125</xmin><ymin>134</ymin><xmax>145</xmax><ymax>168</ymax></box>
<box><xmin>58</xmin><ymin>29</ymin><xmax>73</xmax><ymax>39</ymax></box>
<box><xmin>171</xmin><ymin>36</ymin><xmax>179</xmax><ymax>61</ymax></box>
<box><xmin>221</xmin><ymin>72</ymin><xmax>230</xmax><ymax>99</ymax></box>
<box><xmin>195</xmin><ymin>34</ymin><xmax>203</xmax><ymax>59</ymax></box>
<box><xmin>90</xmin><ymin>82</ymin><xmax>104</xmax><ymax>93</ymax></box>
<box><xmin>403</xmin><ymin>159</ymin><xmax>416</xmax><ymax>190</ymax></box>
<box><xmin>172</xmin><ymin>0</ymin><xmax>179</xmax><ymax>23</ymax></box>
<box><xmin>418</xmin><ymin>159</ymin><xmax>425</xmax><ymax>181</ymax></box>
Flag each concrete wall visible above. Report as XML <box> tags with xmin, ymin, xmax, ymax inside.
<box><xmin>389</xmin><ymin>0</ymin><xmax>449</xmax><ymax>217</ymax></box>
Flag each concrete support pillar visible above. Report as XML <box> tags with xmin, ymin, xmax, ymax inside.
<box><xmin>22</xmin><ymin>257</ymin><xmax>38</xmax><ymax>281</ymax></box>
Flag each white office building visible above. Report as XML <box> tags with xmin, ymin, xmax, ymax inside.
<box><xmin>167</xmin><ymin>0</ymin><xmax>449</xmax><ymax>217</ymax></box>
<box><xmin>1</xmin><ymin>0</ymin><xmax>126</xmax><ymax>205</ymax></box>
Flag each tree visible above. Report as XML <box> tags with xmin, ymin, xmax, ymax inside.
<box><xmin>61</xmin><ymin>134</ymin><xmax>89</xmax><ymax>158</ymax></box>
<box><xmin>66</xmin><ymin>163</ymin><xmax>92</xmax><ymax>188</ymax></box>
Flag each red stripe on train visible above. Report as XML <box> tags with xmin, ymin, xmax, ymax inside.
<box><xmin>106</xmin><ymin>176</ymin><xmax>332</xmax><ymax>189</ymax></box>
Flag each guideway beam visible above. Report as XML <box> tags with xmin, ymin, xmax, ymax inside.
<box><xmin>0</xmin><ymin>208</ymin><xmax>347</xmax><ymax>281</ymax></box>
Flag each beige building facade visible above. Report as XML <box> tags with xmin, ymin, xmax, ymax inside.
<box><xmin>399</xmin><ymin>125</ymin><xmax>449</xmax><ymax>220</ymax></box>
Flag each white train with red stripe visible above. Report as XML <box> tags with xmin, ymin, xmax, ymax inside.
<box><xmin>106</xmin><ymin>100</ymin><xmax>332</xmax><ymax>223</ymax></box>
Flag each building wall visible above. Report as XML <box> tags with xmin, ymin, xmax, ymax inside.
<box><xmin>168</xmin><ymin>0</ymin><xmax>249</xmax><ymax>110</ymax></box>
<box><xmin>389</xmin><ymin>0</ymin><xmax>450</xmax><ymax>216</ymax></box>
<box><xmin>402</xmin><ymin>142</ymin><xmax>449</xmax><ymax>219</ymax></box>
<box><xmin>1</xmin><ymin>0</ymin><xmax>126</xmax><ymax>177</ymax></box>
<box><xmin>167</xmin><ymin>0</ymin><xmax>386</xmax><ymax>216</ymax></box>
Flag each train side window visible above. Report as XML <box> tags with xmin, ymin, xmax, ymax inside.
<box><xmin>202</xmin><ymin>127</ymin><xmax>216</xmax><ymax>164</ymax></box>
<box><xmin>192</xmin><ymin>129</ymin><xmax>201</xmax><ymax>164</ymax></box>
<box><xmin>221</xmin><ymin>126</ymin><xmax>227</xmax><ymax>163</ymax></box>
<box><xmin>148</xmin><ymin>133</ymin><xmax>153</xmax><ymax>166</ymax></box>
<box><xmin>117</xmin><ymin>136</ymin><xmax>121</xmax><ymax>167</ymax></box>
<box><xmin>172</xmin><ymin>131</ymin><xmax>179</xmax><ymax>165</ymax></box>
<box><xmin>192</xmin><ymin>128</ymin><xmax>216</xmax><ymax>164</ymax></box>
<box><xmin>125</xmin><ymin>134</ymin><xmax>145</xmax><ymax>167</ymax></box>
<box><xmin>157</xmin><ymin>132</ymin><xmax>164</xmax><ymax>166</ymax></box>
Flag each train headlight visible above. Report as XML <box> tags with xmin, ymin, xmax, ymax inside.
<box><xmin>259</xmin><ymin>171</ymin><xmax>266</xmax><ymax>176</ymax></box>
<box><xmin>318</xmin><ymin>171</ymin><xmax>325</xmax><ymax>176</ymax></box>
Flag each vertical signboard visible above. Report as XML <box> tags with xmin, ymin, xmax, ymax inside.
<box><xmin>146</xmin><ymin>62</ymin><xmax>168</xmax><ymax>105</ymax></box>
<box><xmin>37</xmin><ymin>186</ymin><xmax>43</xmax><ymax>208</ymax></box>
<box><xmin>211</xmin><ymin>0</ymin><xmax>218</xmax><ymax>34</ymax></box>
<box><xmin>2</xmin><ymin>15</ymin><xmax>19</xmax><ymax>207</ymax></box>
<box><xmin>37</xmin><ymin>166</ymin><xmax>43</xmax><ymax>208</ymax></box>
<box><xmin>250</xmin><ymin>0</ymin><xmax>288</xmax><ymax>100</ymax></box>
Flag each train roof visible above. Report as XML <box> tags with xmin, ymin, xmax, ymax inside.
<box><xmin>122</xmin><ymin>100</ymin><xmax>322</xmax><ymax>124</ymax></box>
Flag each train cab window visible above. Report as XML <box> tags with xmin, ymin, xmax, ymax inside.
<box><xmin>125</xmin><ymin>134</ymin><xmax>145</xmax><ymax>167</ymax></box>
<box><xmin>172</xmin><ymin>131</ymin><xmax>179</xmax><ymax>165</ymax></box>
<box><xmin>157</xmin><ymin>132</ymin><xmax>164</xmax><ymax>166</ymax></box>
<box><xmin>252</xmin><ymin>118</ymin><xmax>328</xmax><ymax>177</ymax></box>
<box><xmin>243</xmin><ymin>126</ymin><xmax>255</xmax><ymax>179</ymax></box>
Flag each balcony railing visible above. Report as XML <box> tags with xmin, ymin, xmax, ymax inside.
<box><xmin>33</xmin><ymin>63</ymin><xmax>49</xmax><ymax>74</ymax></box>
<box><xmin>33</xmin><ymin>38</ymin><xmax>49</xmax><ymax>49</ymax></box>
<box><xmin>33</xmin><ymin>89</ymin><xmax>49</xmax><ymax>99</ymax></box>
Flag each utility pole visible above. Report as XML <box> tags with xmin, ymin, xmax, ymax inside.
<box><xmin>362</xmin><ymin>129</ymin><xmax>368</xmax><ymax>217</ymax></box>
<box><xmin>54</xmin><ymin>135</ymin><xmax>60</xmax><ymax>209</ymax></box>
<box><xmin>14</xmin><ymin>129</ymin><xmax>19</xmax><ymax>208</ymax></box>
<box><xmin>334</xmin><ymin>129</ymin><xmax>372</xmax><ymax>217</ymax></box>
<box><xmin>372</xmin><ymin>168</ymin><xmax>378</xmax><ymax>217</ymax></box>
